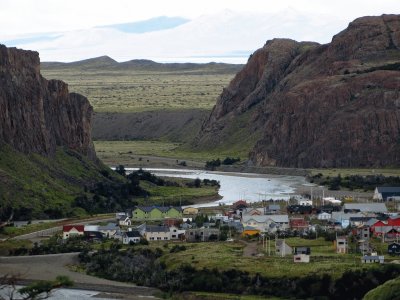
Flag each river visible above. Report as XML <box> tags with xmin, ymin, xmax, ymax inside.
<box><xmin>126</xmin><ymin>168</ymin><xmax>307</xmax><ymax>207</ymax></box>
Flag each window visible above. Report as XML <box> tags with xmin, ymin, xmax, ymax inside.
<box><xmin>157</xmin><ymin>237</ymin><xmax>161</xmax><ymax>240</ymax></box>
<box><xmin>172</xmin><ymin>235</ymin><xmax>176</xmax><ymax>238</ymax></box>
<box><xmin>164</xmin><ymin>237</ymin><xmax>168</xmax><ymax>240</ymax></box>
<box><xmin>150</xmin><ymin>237</ymin><xmax>155</xmax><ymax>240</ymax></box>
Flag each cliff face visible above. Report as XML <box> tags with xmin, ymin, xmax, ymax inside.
<box><xmin>195</xmin><ymin>15</ymin><xmax>400</xmax><ymax>168</ymax></box>
<box><xmin>0</xmin><ymin>45</ymin><xmax>95</xmax><ymax>159</ymax></box>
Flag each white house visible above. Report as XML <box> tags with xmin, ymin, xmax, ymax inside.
<box><xmin>169</xmin><ymin>226</ymin><xmax>186</xmax><ymax>240</ymax></box>
<box><xmin>122</xmin><ymin>231</ymin><xmax>141</xmax><ymax>244</ymax></box>
<box><xmin>118</xmin><ymin>216</ymin><xmax>132</xmax><ymax>226</ymax></box>
<box><xmin>241</xmin><ymin>215</ymin><xmax>289</xmax><ymax>232</ymax></box>
<box><xmin>317</xmin><ymin>212</ymin><xmax>331</xmax><ymax>220</ymax></box>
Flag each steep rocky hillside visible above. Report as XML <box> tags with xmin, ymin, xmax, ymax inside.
<box><xmin>194</xmin><ymin>15</ymin><xmax>400</xmax><ymax>168</ymax></box>
<box><xmin>0</xmin><ymin>45</ymin><xmax>118</xmax><ymax>220</ymax></box>
<box><xmin>0</xmin><ymin>45</ymin><xmax>95</xmax><ymax>159</ymax></box>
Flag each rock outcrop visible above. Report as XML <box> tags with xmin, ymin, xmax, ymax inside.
<box><xmin>0</xmin><ymin>45</ymin><xmax>96</xmax><ymax>159</ymax></box>
<box><xmin>195</xmin><ymin>15</ymin><xmax>400</xmax><ymax>168</ymax></box>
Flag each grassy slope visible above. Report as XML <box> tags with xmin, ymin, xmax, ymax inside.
<box><xmin>363</xmin><ymin>276</ymin><xmax>400</xmax><ymax>300</ymax></box>
<box><xmin>0</xmin><ymin>144</ymin><xmax>121</xmax><ymax>219</ymax></box>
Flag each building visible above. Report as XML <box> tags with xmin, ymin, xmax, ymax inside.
<box><xmin>373</xmin><ymin>187</ymin><xmax>400</xmax><ymax>201</ymax></box>
<box><xmin>317</xmin><ymin>212</ymin><xmax>331</xmax><ymax>220</ymax></box>
<box><xmin>132</xmin><ymin>206</ymin><xmax>182</xmax><ymax>220</ymax></box>
<box><xmin>241</xmin><ymin>215</ymin><xmax>289</xmax><ymax>233</ymax></box>
<box><xmin>169</xmin><ymin>226</ymin><xmax>186</xmax><ymax>240</ymax></box>
<box><xmin>388</xmin><ymin>242</ymin><xmax>400</xmax><ymax>255</ymax></box>
<box><xmin>294</xmin><ymin>247</ymin><xmax>311</xmax><ymax>255</ymax></box>
<box><xmin>343</xmin><ymin>203</ymin><xmax>387</xmax><ymax>214</ymax></box>
<box><xmin>144</xmin><ymin>225</ymin><xmax>171</xmax><ymax>241</ymax></box>
<box><xmin>122</xmin><ymin>231</ymin><xmax>142</xmax><ymax>244</ymax></box>
<box><xmin>183</xmin><ymin>207</ymin><xmax>199</xmax><ymax>215</ymax></box>
<box><xmin>294</xmin><ymin>254</ymin><xmax>310</xmax><ymax>263</ymax></box>
<box><xmin>290</xmin><ymin>218</ymin><xmax>309</xmax><ymax>231</ymax></box>
<box><xmin>275</xmin><ymin>239</ymin><xmax>292</xmax><ymax>256</ymax></box>
<box><xmin>265</xmin><ymin>204</ymin><xmax>281</xmax><ymax>214</ymax></box>
<box><xmin>361</xmin><ymin>255</ymin><xmax>384</xmax><ymax>264</ymax></box>
<box><xmin>185</xmin><ymin>228</ymin><xmax>220</xmax><ymax>242</ymax></box>
<box><xmin>62</xmin><ymin>225</ymin><xmax>84</xmax><ymax>239</ymax></box>
<box><xmin>98</xmin><ymin>223</ymin><xmax>120</xmax><ymax>238</ymax></box>
<box><xmin>335</xmin><ymin>236</ymin><xmax>348</xmax><ymax>254</ymax></box>
<box><xmin>117</xmin><ymin>216</ymin><xmax>132</xmax><ymax>226</ymax></box>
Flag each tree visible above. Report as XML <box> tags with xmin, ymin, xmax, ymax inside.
<box><xmin>115</xmin><ymin>165</ymin><xmax>126</xmax><ymax>177</ymax></box>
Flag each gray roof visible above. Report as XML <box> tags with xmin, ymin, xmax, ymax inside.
<box><xmin>242</xmin><ymin>214</ymin><xmax>289</xmax><ymax>223</ymax></box>
<box><xmin>145</xmin><ymin>225</ymin><xmax>170</xmax><ymax>233</ymax></box>
<box><xmin>268</xmin><ymin>205</ymin><xmax>281</xmax><ymax>210</ymax></box>
<box><xmin>344</xmin><ymin>203</ymin><xmax>387</xmax><ymax>213</ymax></box>
<box><xmin>99</xmin><ymin>223</ymin><xmax>119</xmax><ymax>231</ymax></box>
<box><xmin>125</xmin><ymin>231</ymin><xmax>141</xmax><ymax>238</ymax></box>
<box><xmin>376</xmin><ymin>187</ymin><xmax>400</xmax><ymax>193</ymax></box>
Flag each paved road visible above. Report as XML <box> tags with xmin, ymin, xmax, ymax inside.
<box><xmin>0</xmin><ymin>253</ymin><xmax>160</xmax><ymax>297</ymax></box>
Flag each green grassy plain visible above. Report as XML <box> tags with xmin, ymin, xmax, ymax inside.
<box><xmin>41</xmin><ymin>68</ymin><xmax>234</xmax><ymax>113</ymax></box>
<box><xmin>161</xmin><ymin>238</ymin><xmax>371</xmax><ymax>279</ymax></box>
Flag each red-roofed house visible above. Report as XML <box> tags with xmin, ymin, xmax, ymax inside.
<box><xmin>371</xmin><ymin>218</ymin><xmax>400</xmax><ymax>237</ymax></box>
<box><xmin>63</xmin><ymin>225</ymin><xmax>84</xmax><ymax>239</ymax></box>
<box><xmin>290</xmin><ymin>218</ymin><xmax>309</xmax><ymax>231</ymax></box>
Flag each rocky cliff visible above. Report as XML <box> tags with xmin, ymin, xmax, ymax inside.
<box><xmin>195</xmin><ymin>15</ymin><xmax>400</xmax><ymax>168</ymax></box>
<box><xmin>0</xmin><ymin>45</ymin><xmax>95</xmax><ymax>159</ymax></box>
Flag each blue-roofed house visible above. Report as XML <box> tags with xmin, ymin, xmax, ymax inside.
<box><xmin>373</xmin><ymin>187</ymin><xmax>400</xmax><ymax>201</ymax></box>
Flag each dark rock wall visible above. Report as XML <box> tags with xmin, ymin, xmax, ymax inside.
<box><xmin>196</xmin><ymin>15</ymin><xmax>400</xmax><ymax>168</ymax></box>
<box><xmin>0</xmin><ymin>45</ymin><xmax>95</xmax><ymax>159</ymax></box>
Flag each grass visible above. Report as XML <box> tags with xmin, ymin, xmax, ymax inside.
<box><xmin>161</xmin><ymin>238</ymin><xmax>371</xmax><ymax>279</ymax></box>
<box><xmin>309</xmin><ymin>168</ymin><xmax>400</xmax><ymax>177</ymax></box>
<box><xmin>188</xmin><ymin>292</ymin><xmax>283</xmax><ymax>300</ymax></box>
<box><xmin>94</xmin><ymin>140</ymin><xmax>251</xmax><ymax>167</ymax></box>
<box><xmin>0</xmin><ymin>144</ymin><xmax>121</xmax><ymax>219</ymax></box>
<box><xmin>41</xmin><ymin>68</ymin><xmax>236</xmax><ymax>113</ymax></box>
<box><xmin>0</xmin><ymin>239</ymin><xmax>32</xmax><ymax>256</ymax></box>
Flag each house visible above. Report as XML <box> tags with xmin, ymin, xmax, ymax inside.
<box><xmin>335</xmin><ymin>236</ymin><xmax>348</xmax><ymax>254</ymax></box>
<box><xmin>275</xmin><ymin>239</ymin><xmax>292</xmax><ymax>256</ymax></box>
<box><xmin>117</xmin><ymin>216</ymin><xmax>132</xmax><ymax>226</ymax></box>
<box><xmin>62</xmin><ymin>225</ymin><xmax>84</xmax><ymax>239</ymax></box>
<box><xmin>169</xmin><ymin>226</ymin><xmax>186</xmax><ymax>240</ymax></box>
<box><xmin>122</xmin><ymin>230</ymin><xmax>142</xmax><ymax>244</ymax></box>
<box><xmin>370</xmin><ymin>217</ymin><xmax>400</xmax><ymax>237</ymax></box>
<box><xmin>373</xmin><ymin>187</ymin><xmax>400</xmax><ymax>201</ymax></box>
<box><xmin>98</xmin><ymin>223</ymin><xmax>120</xmax><ymax>238</ymax></box>
<box><xmin>232</xmin><ymin>200</ymin><xmax>248</xmax><ymax>211</ymax></box>
<box><xmin>343</xmin><ymin>203</ymin><xmax>387</xmax><ymax>214</ymax></box>
<box><xmin>317</xmin><ymin>212</ymin><xmax>331</xmax><ymax>220</ymax></box>
<box><xmin>349</xmin><ymin>217</ymin><xmax>373</xmax><ymax>227</ymax></box>
<box><xmin>84</xmin><ymin>225</ymin><xmax>99</xmax><ymax>232</ymax></box>
<box><xmin>242</xmin><ymin>215</ymin><xmax>290</xmax><ymax>233</ymax></box>
<box><xmin>265</xmin><ymin>204</ymin><xmax>281</xmax><ymax>214</ymax></box>
<box><xmin>183</xmin><ymin>207</ymin><xmax>199</xmax><ymax>215</ymax></box>
<box><xmin>294</xmin><ymin>254</ymin><xmax>310</xmax><ymax>263</ymax></box>
<box><xmin>164</xmin><ymin>218</ymin><xmax>181</xmax><ymax>227</ymax></box>
<box><xmin>132</xmin><ymin>206</ymin><xmax>182</xmax><ymax>220</ymax></box>
<box><xmin>361</xmin><ymin>255</ymin><xmax>384</xmax><ymax>264</ymax></box>
<box><xmin>290</xmin><ymin>218</ymin><xmax>309</xmax><ymax>231</ymax></box>
<box><xmin>388</xmin><ymin>242</ymin><xmax>400</xmax><ymax>255</ymax></box>
<box><xmin>242</xmin><ymin>208</ymin><xmax>264</xmax><ymax>216</ymax></box>
<box><xmin>354</xmin><ymin>226</ymin><xmax>370</xmax><ymax>240</ymax></box>
<box><xmin>144</xmin><ymin>225</ymin><xmax>171</xmax><ymax>241</ymax></box>
<box><xmin>185</xmin><ymin>227</ymin><xmax>220</xmax><ymax>242</ymax></box>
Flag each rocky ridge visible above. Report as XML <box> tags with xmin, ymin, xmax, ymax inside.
<box><xmin>0</xmin><ymin>45</ymin><xmax>95</xmax><ymax>159</ymax></box>
<box><xmin>195</xmin><ymin>15</ymin><xmax>400</xmax><ymax>168</ymax></box>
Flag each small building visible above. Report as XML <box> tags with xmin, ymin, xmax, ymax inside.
<box><xmin>117</xmin><ymin>216</ymin><xmax>132</xmax><ymax>226</ymax></box>
<box><xmin>275</xmin><ymin>239</ymin><xmax>292</xmax><ymax>256</ymax></box>
<box><xmin>62</xmin><ymin>225</ymin><xmax>84</xmax><ymax>239</ymax></box>
<box><xmin>373</xmin><ymin>187</ymin><xmax>400</xmax><ymax>201</ymax></box>
<box><xmin>183</xmin><ymin>207</ymin><xmax>199</xmax><ymax>215</ymax></box>
<box><xmin>361</xmin><ymin>255</ymin><xmax>384</xmax><ymax>264</ymax></box>
<box><xmin>169</xmin><ymin>226</ymin><xmax>186</xmax><ymax>240</ymax></box>
<box><xmin>265</xmin><ymin>204</ymin><xmax>281</xmax><ymax>214</ymax></box>
<box><xmin>358</xmin><ymin>240</ymin><xmax>373</xmax><ymax>255</ymax></box>
<box><xmin>123</xmin><ymin>231</ymin><xmax>142</xmax><ymax>244</ymax></box>
<box><xmin>335</xmin><ymin>236</ymin><xmax>348</xmax><ymax>254</ymax></box>
<box><xmin>317</xmin><ymin>212</ymin><xmax>331</xmax><ymax>220</ymax></box>
<box><xmin>355</xmin><ymin>226</ymin><xmax>370</xmax><ymax>240</ymax></box>
<box><xmin>232</xmin><ymin>200</ymin><xmax>248</xmax><ymax>211</ymax></box>
<box><xmin>388</xmin><ymin>242</ymin><xmax>400</xmax><ymax>255</ymax></box>
<box><xmin>294</xmin><ymin>254</ymin><xmax>310</xmax><ymax>263</ymax></box>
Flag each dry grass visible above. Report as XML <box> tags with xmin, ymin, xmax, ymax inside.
<box><xmin>41</xmin><ymin>68</ymin><xmax>234</xmax><ymax>113</ymax></box>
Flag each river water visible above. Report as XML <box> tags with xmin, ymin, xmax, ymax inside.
<box><xmin>126</xmin><ymin>168</ymin><xmax>306</xmax><ymax>207</ymax></box>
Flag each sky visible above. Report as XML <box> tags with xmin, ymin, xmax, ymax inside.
<box><xmin>1</xmin><ymin>0</ymin><xmax>399</xmax><ymax>63</ymax></box>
